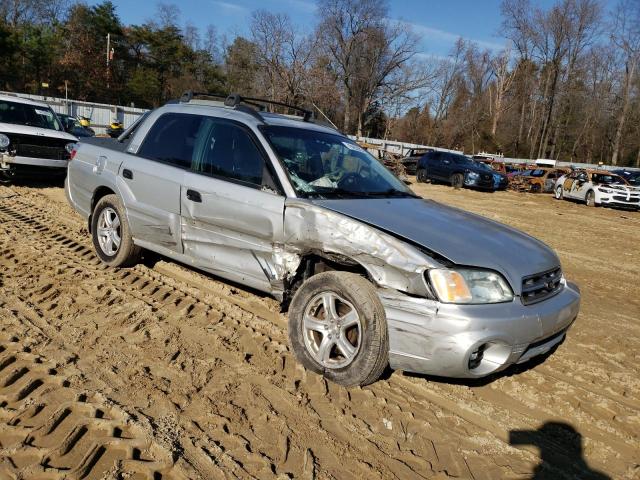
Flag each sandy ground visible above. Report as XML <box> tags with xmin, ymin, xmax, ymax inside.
<box><xmin>0</xmin><ymin>179</ymin><xmax>638</xmax><ymax>479</ymax></box>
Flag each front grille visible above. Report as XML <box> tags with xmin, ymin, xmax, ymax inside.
<box><xmin>612</xmin><ymin>195</ymin><xmax>639</xmax><ymax>203</ymax></box>
<box><xmin>15</xmin><ymin>143</ymin><xmax>67</xmax><ymax>160</ymax></box>
<box><xmin>521</xmin><ymin>267</ymin><xmax>563</xmax><ymax>305</ymax></box>
<box><xmin>6</xmin><ymin>133</ymin><xmax>70</xmax><ymax>160</ymax></box>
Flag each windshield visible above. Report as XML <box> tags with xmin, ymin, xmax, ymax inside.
<box><xmin>0</xmin><ymin>100</ymin><xmax>62</xmax><ymax>131</ymax></box>
<box><xmin>529</xmin><ymin>169</ymin><xmax>547</xmax><ymax>177</ymax></box>
<box><xmin>475</xmin><ymin>161</ymin><xmax>493</xmax><ymax>171</ymax></box>
<box><xmin>261</xmin><ymin>125</ymin><xmax>414</xmax><ymax>198</ymax></box>
<box><xmin>592</xmin><ymin>173</ymin><xmax>625</xmax><ymax>185</ymax></box>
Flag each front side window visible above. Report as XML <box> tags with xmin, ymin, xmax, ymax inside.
<box><xmin>191</xmin><ymin>119</ymin><xmax>265</xmax><ymax>187</ymax></box>
<box><xmin>137</xmin><ymin>113</ymin><xmax>204</xmax><ymax>169</ymax></box>
<box><xmin>0</xmin><ymin>100</ymin><xmax>62</xmax><ymax>131</ymax></box>
<box><xmin>261</xmin><ymin>125</ymin><xmax>413</xmax><ymax>198</ymax></box>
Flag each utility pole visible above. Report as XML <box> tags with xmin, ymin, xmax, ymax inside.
<box><xmin>106</xmin><ymin>33</ymin><xmax>111</xmax><ymax>89</ymax></box>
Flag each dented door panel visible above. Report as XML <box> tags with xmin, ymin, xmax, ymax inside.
<box><xmin>181</xmin><ymin>172</ymin><xmax>285</xmax><ymax>292</ymax></box>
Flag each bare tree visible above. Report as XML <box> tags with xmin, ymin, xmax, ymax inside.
<box><xmin>610</xmin><ymin>0</ymin><xmax>640</xmax><ymax>165</ymax></box>
<box><xmin>250</xmin><ymin>10</ymin><xmax>315</xmax><ymax>105</ymax></box>
<box><xmin>316</xmin><ymin>0</ymin><xmax>419</xmax><ymax>134</ymax></box>
<box><xmin>490</xmin><ymin>46</ymin><xmax>515</xmax><ymax>137</ymax></box>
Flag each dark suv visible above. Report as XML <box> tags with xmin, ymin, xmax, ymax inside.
<box><xmin>416</xmin><ymin>151</ymin><xmax>496</xmax><ymax>190</ymax></box>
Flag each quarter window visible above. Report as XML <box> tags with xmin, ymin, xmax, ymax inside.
<box><xmin>137</xmin><ymin>113</ymin><xmax>205</xmax><ymax>169</ymax></box>
<box><xmin>191</xmin><ymin>119</ymin><xmax>265</xmax><ymax>186</ymax></box>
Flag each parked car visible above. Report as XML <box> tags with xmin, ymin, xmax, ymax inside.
<box><xmin>416</xmin><ymin>151</ymin><xmax>498</xmax><ymax>190</ymax></box>
<box><xmin>475</xmin><ymin>160</ymin><xmax>509</xmax><ymax>190</ymax></box>
<box><xmin>554</xmin><ymin>169</ymin><xmax>640</xmax><ymax>210</ymax></box>
<box><xmin>612</xmin><ymin>169</ymin><xmax>640</xmax><ymax>187</ymax></box>
<box><xmin>510</xmin><ymin>167</ymin><xmax>570</xmax><ymax>193</ymax></box>
<box><xmin>472</xmin><ymin>156</ymin><xmax>508</xmax><ymax>175</ymax></box>
<box><xmin>0</xmin><ymin>93</ymin><xmax>78</xmax><ymax>182</ymax></box>
<box><xmin>66</xmin><ymin>91</ymin><xmax>580</xmax><ymax>386</ymax></box>
<box><xmin>401</xmin><ymin>148</ymin><xmax>431</xmax><ymax>175</ymax></box>
<box><xmin>57</xmin><ymin>113</ymin><xmax>95</xmax><ymax>137</ymax></box>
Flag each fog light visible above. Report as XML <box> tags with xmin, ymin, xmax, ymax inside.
<box><xmin>469</xmin><ymin>344</ymin><xmax>486</xmax><ymax>369</ymax></box>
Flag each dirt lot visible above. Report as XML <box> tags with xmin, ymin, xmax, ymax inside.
<box><xmin>0</xmin><ymin>180</ymin><xmax>638</xmax><ymax>479</ymax></box>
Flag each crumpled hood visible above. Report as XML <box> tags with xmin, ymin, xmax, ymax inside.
<box><xmin>0</xmin><ymin>122</ymin><xmax>78</xmax><ymax>142</ymax></box>
<box><xmin>312</xmin><ymin>198</ymin><xmax>560</xmax><ymax>293</ymax></box>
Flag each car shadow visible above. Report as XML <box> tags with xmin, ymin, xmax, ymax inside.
<box><xmin>139</xmin><ymin>249</ymin><xmax>276</xmax><ymax>303</ymax></box>
<box><xmin>509</xmin><ymin>422</ymin><xmax>611</xmax><ymax>479</ymax></box>
<box><xmin>2</xmin><ymin>175</ymin><xmax>66</xmax><ymax>189</ymax></box>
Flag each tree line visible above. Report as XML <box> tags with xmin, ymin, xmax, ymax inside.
<box><xmin>0</xmin><ymin>0</ymin><xmax>638</xmax><ymax>166</ymax></box>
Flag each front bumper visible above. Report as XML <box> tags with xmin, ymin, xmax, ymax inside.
<box><xmin>464</xmin><ymin>175</ymin><xmax>494</xmax><ymax>190</ymax></box>
<box><xmin>597</xmin><ymin>190</ymin><xmax>640</xmax><ymax>208</ymax></box>
<box><xmin>379</xmin><ymin>281</ymin><xmax>580</xmax><ymax>378</ymax></box>
<box><xmin>1</xmin><ymin>153</ymin><xmax>69</xmax><ymax>169</ymax></box>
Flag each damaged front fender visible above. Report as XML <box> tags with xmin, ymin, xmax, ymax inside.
<box><xmin>281</xmin><ymin>199</ymin><xmax>442</xmax><ymax>295</ymax></box>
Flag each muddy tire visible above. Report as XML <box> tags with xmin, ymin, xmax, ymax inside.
<box><xmin>530</xmin><ymin>183</ymin><xmax>541</xmax><ymax>193</ymax></box>
<box><xmin>555</xmin><ymin>186</ymin><xmax>564</xmax><ymax>200</ymax></box>
<box><xmin>288</xmin><ymin>272</ymin><xmax>388</xmax><ymax>387</ymax></box>
<box><xmin>585</xmin><ymin>190</ymin><xmax>596</xmax><ymax>207</ymax></box>
<box><xmin>451</xmin><ymin>173</ymin><xmax>464</xmax><ymax>189</ymax></box>
<box><xmin>416</xmin><ymin>168</ymin><xmax>428</xmax><ymax>183</ymax></box>
<box><xmin>91</xmin><ymin>194</ymin><xmax>141</xmax><ymax>267</ymax></box>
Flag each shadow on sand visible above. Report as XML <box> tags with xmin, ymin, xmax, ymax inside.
<box><xmin>510</xmin><ymin>422</ymin><xmax>610</xmax><ymax>479</ymax></box>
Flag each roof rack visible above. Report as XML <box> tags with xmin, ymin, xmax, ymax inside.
<box><xmin>179</xmin><ymin>90</ymin><xmax>315</xmax><ymax>124</ymax></box>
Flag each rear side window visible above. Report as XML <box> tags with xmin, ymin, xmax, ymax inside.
<box><xmin>191</xmin><ymin>118</ymin><xmax>265</xmax><ymax>187</ymax></box>
<box><xmin>137</xmin><ymin>113</ymin><xmax>205</xmax><ymax>169</ymax></box>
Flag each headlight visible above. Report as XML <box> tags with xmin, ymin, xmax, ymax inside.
<box><xmin>467</xmin><ymin>171</ymin><xmax>479</xmax><ymax>180</ymax></box>
<box><xmin>428</xmin><ymin>268</ymin><xmax>514</xmax><ymax>304</ymax></box>
<box><xmin>0</xmin><ymin>133</ymin><xmax>9</xmax><ymax>149</ymax></box>
<box><xmin>65</xmin><ymin>142</ymin><xmax>76</xmax><ymax>154</ymax></box>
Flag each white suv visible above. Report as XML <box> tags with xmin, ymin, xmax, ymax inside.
<box><xmin>0</xmin><ymin>93</ymin><xmax>78</xmax><ymax>182</ymax></box>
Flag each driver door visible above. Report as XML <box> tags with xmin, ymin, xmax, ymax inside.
<box><xmin>569</xmin><ymin>172</ymin><xmax>590</xmax><ymax>200</ymax></box>
<box><xmin>180</xmin><ymin>117</ymin><xmax>286</xmax><ymax>293</ymax></box>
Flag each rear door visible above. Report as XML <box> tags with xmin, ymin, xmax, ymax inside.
<box><xmin>180</xmin><ymin>117</ymin><xmax>286</xmax><ymax>293</ymax></box>
<box><xmin>119</xmin><ymin>112</ymin><xmax>205</xmax><ymax>253</ymax></box>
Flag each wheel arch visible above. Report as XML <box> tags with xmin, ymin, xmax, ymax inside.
<box><xmin>283</xmin><ymin>252</ymin><xmax>373</xmax><ymax>311</ymax></box>
<box><xmin>88</xmin><ymin>186</ymin><xmax>116</xmax><ymax>233</ymax></box>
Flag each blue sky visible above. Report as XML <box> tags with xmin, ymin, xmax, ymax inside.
<box><xmin>94</xmin><ymin>0</ymin><xmax>618</xmax><ymax>57</ymax></box>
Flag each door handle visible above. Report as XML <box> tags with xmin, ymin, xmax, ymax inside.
<box><xmin>122</xmin><ymin>168</ymin><xmax>133</xmax><ymax>180</ymax></box>
<box><xmin>186</xmin><ymin>189</ymin><xmax>202</xmax><ymax>202</ymax></box>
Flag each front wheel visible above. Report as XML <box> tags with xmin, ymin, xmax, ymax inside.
<box><xmin>416</xmin><ymin>168</ymin><xmax>428</xmax><ymax>183</ymax></box>
<box><xmin>585</xmin><ymin>190</ymin><xmax>596</xmax><ymax>207</ymax></box>
<box><xmin>554</xmin><ymin>186</ymin><xmax>564</xmax><ymax>200</ymax></box>
<box><xmin>91</xmin><ymin>194</ymin><xmax>141</xmax><ymax>267</ymax></box>
<box><xmin>288</xmin><ymin>272</ymin><xmax>388</xmax><ymax>387</ymax></box>
<box><xmin>451</xmin><ymin>173</ymin><xmax>464</xmax><ymax>189</ymax></box>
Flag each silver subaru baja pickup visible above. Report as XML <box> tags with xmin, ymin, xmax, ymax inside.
<box><xmin>65</xmin><ymin>92</ymin><xmax>580</xmax><ymax>386</ymax></box>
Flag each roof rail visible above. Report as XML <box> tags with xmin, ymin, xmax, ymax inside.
<box><xmin>179</xmin><ymin>90</ymin><xmax>325</xmax><ymax>126</ymax></box>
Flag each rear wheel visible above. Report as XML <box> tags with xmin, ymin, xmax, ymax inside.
<box><xmin>530</xmin><ymin>183</ymin><xmax>541</xmax><ymax>193</ymax></box>
<box><xmin>91</xmin><ymin>194</ymin><xmax>141</xmax><ymax>267</ymax></box>
<box><xmin>554</xmin><ymin>186</ymin><xmax>564</xmax><ymax>200</ymax></box>
<box><xmin>288</xmin><ymin>272</ymin><xmax>388</xmax><ymax>387</ymax></box>
<box><xmin>416</xmin><ymin>168</ymin><xmax>428</xmax><ymax>183</ymax></box>
<box><xmin>585</xmin><ymin>190</ymin><xmax>596</xmax><ymax>207</ymax></box>
<box><xmin>451</xmin><ymin>173</ymin><xmax>464</xmax><ymax>189</ymax></box>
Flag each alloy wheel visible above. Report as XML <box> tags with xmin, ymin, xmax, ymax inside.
<box><xmin>302</xmin><ymin>291</ymin><xmax>362</xmax><ymax>369</ymax></box>
<box><xmin>96</xmin><ymin>207</ymin><xmax>121</xmax><ymax>256</ymax></box>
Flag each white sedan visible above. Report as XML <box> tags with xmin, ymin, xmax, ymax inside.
<box><xmin>554</xmin><ymin>169</ymin><xmax>640</xmax><ymax>210</ymax></box>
